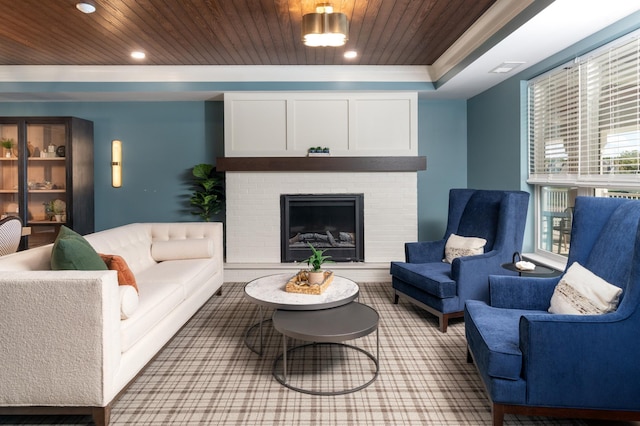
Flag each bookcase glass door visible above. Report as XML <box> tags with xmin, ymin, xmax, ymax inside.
<box><xmin>0</xmin><ymin>123</ymin><xmax>19</xmax><ymax>222</ymax></box>
<box><xmin>26</xmin><ymin>123</ymin><xmax>68</xmax><ymax>247</ymax></box>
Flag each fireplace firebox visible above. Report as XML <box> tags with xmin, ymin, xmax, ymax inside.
<box><xmin>281</xmin><ymin>194</ymin><xmax>364</xmax><ymax>263</ymax></box>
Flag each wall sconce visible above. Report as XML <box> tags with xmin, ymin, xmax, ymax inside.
<box><xmin>111</xmin><ymin>140</ymin><xmax>122</xmax><ymax>188</ymax></box>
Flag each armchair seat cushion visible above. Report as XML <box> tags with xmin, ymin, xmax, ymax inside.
<box><xmin>465</xmin><ymin>300</ymin><xmax>546</xmax><ymax>381</ymax></box>
<box><xmin>390</xmin><ymin>261</ymin><xmax>456</xmax><ymax>298</ymax></box>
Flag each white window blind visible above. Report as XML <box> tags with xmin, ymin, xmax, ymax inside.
<box><xmin>528</xmin><ymin>33</ymin><xmax>640</xmax><ymax>187</ymax></box>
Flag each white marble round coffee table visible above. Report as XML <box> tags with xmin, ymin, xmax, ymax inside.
<box><xmin>243</xmin><ymin>273</ymin><xmax>359</xmax><ymax>354</ymax></box>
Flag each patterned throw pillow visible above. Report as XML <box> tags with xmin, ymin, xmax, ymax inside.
<box><xmin>549</xmin><ymin>262</ymin><xmax>622</xmax><ymax>315</ymax></box>
<box><xmin>443</xmin><ymin>234</ymin><xmax>487</xmax><ymax>264</ymax></box>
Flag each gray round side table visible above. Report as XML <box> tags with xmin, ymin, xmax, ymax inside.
<box><xmin>272</xmin><ymin>302</ymin><xmax>380</xmax><ymax>395</ymax></box>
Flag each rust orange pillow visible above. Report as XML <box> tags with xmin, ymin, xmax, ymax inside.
<box><xmin>99</xmin><ymin>253</ymin><xmax>138</xmax><ymax>293</ymax></box>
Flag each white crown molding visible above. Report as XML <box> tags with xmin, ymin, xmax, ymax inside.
<box><xmin>0</xmin><ymin>65</ymin><xmax>434</xmax><ymax>83</ymax></box>
<box><xmin>430</xmin><ymin>0</ymin><xmax>534</xmax><ymax>80</ymax></box>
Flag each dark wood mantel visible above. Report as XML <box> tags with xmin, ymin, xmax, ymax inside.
<box><xmin>216</xmin><ymin>156</ymin><xmax>427</xmax><ymax>172</ymax></box>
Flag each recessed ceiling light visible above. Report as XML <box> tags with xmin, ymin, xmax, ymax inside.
<box><xmin>490</xmin><ymin>61</ymin><xmax>525</xmax><ymax>74</ymax></box>
<box><xmin>131</xmin><ymin>51</ymin><xmax>146</xmax><ymax>60</ymax></box>
<box><xmin>344</xmin><ymin>50</ymin><xmax>358</xmax><ymax>59</ymax></box>
<box><xmin>75</xmin><ymin>2</ymin><xmax>96</xmax><ymax>14</ymax></box>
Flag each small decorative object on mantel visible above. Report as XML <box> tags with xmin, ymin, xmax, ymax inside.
<box><xmin>285</xmin><ymin>270</ymin><xmax>334</xmax><ymax>295</ymax></box>
<box><xmin>308</xmin><ymin>146</ymin><xmax>330</xmax><ymax>157</ymax></box>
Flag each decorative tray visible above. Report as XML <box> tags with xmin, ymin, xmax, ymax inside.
<box><xmin>285</xmin><ymin>270</ymin><xmax>334</xmax><ymax>295</ymax></box>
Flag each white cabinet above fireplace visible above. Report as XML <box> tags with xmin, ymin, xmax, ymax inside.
<box><xmin>224</xmin><ymin>92</ymin><xmax>417</xmax><ymax>157</ymax></box>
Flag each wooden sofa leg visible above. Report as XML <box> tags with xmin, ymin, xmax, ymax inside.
<box><xmin>92</xmin><ymin>405</ymin><xmax>111</xmax><ymax>426</ymax></box>
<box><xmin>215</xmin><ymin>287</ymin><xmax>223</xmax><ymax>296</ymax></box>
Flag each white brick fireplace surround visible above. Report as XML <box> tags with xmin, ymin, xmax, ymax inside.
<box><xmin>224</xmin><ymin>171</ymin><xmax>418</xmax><ymax>282</ymax></box>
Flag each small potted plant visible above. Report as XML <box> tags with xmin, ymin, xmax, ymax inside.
<box><xmin>52</xmin><ymin>199</ymin><xmax>66</xmax><ymax>222</ymax></box>
<box><xmin>1</xmin><ymin>138</ymin><xmax>14</xmax><ymax>157</ymax></box>
<box><xmin>302</xmin><ymin>242</ymin><xmax>334</xmax><ymax>284</ymax></box>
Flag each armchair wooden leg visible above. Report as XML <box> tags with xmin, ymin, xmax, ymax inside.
<box><xmin>492</xmin><ymin>404</ymin><xmax>505</xmax><ymax>426</ymax></box>
<box><xmin>439</xmin><ymin>316</ymin><xmax>448</xmax><ymax>333</ymax></box>
<box><xmin>393</xmin><ymin>292</ymin><xmax>399</xmax><ymax>304</ymax></box>
<box><xmin>467</xmin><ymin>348</ymin><xmax>473</xmax><ymax>363</ymax></box>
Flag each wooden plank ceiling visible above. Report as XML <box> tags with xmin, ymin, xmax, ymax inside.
<box><xmin>0</xmin><ymin>0</ymin><xmax>496</xmax><ymax>66</ymax></box>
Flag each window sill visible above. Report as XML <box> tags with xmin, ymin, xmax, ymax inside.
<box><xmin>521</xmin><ymin>252</ymin><xmax>567</xmax><ymax>272</ymax></box>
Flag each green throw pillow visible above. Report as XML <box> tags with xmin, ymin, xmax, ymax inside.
<box><xmin>51</xmin><ymin>226</ymin><xmax>108</xmax><ymax>271</ymax></box>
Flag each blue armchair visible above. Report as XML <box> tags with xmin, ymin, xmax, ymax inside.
<box><xmin>390</xmin><ymin>189</ymin><xmax>530</xmax><ymax>332</ymax></box>
<box><xmin>465</xmin><ymin>196</ymin><xmax>640</xmax><ymax>425</ymax></box>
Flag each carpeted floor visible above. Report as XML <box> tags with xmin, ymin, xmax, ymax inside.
<box><xmin>0</xmin><ymin>282</ymin><xmax>635</xmax><ymax>425</ymax></box>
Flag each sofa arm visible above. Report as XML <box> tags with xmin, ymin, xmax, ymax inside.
<box><xmin>489</xmin><ymin>274</ymin><xmax>560</xmax><ymax>310</ymax></box>
<box><xmin>0</xmin><ymin>271</ymin><xmax>121</xmax><ymax>407</ymax></box>
<box><xmin>405</xmin><ymin>240</ymin><xmax>446</xmax><ymax>263</ymax></box>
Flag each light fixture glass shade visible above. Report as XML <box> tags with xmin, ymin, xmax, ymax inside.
<box><xmin>302</xmin><ymin>10</ymin><xmax>348</xmax><ymax>47</ymax></box>
<box><xmin>111</xmin><ymin>140</ymin><xmax>122</xmax><ymax>188</ymax></box>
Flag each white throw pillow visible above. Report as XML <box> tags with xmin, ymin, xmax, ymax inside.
<box><xmin>151</xmin><ymin>238</ymin><xmax>214</xmax><ymax>261</ymax></box>
<box><xmin>119</xmin><ymin>284</ymin><xmax>139</xmax><ymax>320</ymax></box>
<box><xmin>443</xmin><ymin>234</ymin><xmax>487</xmax><ymax>264</ymax></box>
<box><xmin>549</xmin><ymin>262</ymin><xmax>622</xmax><ymax>315</ymax></box>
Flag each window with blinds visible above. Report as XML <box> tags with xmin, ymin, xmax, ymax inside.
<box><xmin>528</xmin><ymin>32</ymin><xmax>640</xmax><ymax>187</ymax></box>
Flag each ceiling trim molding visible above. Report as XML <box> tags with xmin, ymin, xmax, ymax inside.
<box><xmin>430</xmin><ymin>0</ymin><xmax>536</xmax><ymax>80</ymax></box>
<box><xmin>0</xmin><ymin>65</ymin><xmax>434</xmax><ymax>84</ymax></box>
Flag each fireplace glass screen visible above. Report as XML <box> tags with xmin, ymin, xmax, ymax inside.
<box><xmin>281</xmin><ymin>194</ymin><xmax>364</xmax><ymax>263</ymax></box>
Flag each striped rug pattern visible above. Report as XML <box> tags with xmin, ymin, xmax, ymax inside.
<box><xmin>0</xmin><ymin>282</ymin><xmax>606</xmax><ymax>425</ymax></box>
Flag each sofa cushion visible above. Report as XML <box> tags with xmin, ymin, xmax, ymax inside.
<box><xmin>119</xmin><ymin>279</ymin><xmax>184</xmax><ymax>352</ymax></box>
<box><xmin>465</xmin><ymin>300</ymin><xmax>541</xmax><ymax>381</ymax></box>
<box><xmin>136</xmin><ymin>258</ymin><xmax>218</xmax><ymax>296</ymax></box>
<box><xmin>549</xmin><ymin>262</ymin><xmax>622</xmax><ymax>315</ymax></box>
<box><xmin>151</xmin><ymin>238</ymin><xmax>214</xmax><ymax>261</ymax></box>
<box><xmin>100</xmin><ymin>253</ymin><xmax>138</xmax><ymax>293</ymax></box>
<box><xmin>51</xmin><ymin>226</ymin><xmax>108</xmax><ymax>271</ymax></box>
<box><xmin>444</xmin><ymin>233</ymin><xmax>487</xmax><ymax>264</ymax></box>
<box><xmin>389</xmin><ymin>261</ymin><xmax>456</xmax><ymax>298</ymax></box>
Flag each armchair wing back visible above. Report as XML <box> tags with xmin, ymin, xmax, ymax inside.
<box><xmin>390</xmin><ymin>189</ymin><xmax>530</xmax><ymax>332</ymax></box>
<box><xmin>464</xmin><ymin>196</ymin><xmax>640</xmax><ymax>425</ymax></box>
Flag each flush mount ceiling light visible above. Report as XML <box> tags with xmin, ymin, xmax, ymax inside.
<box><xmin>131</xmin><ymin>51</ymin><xmax>146</xmax><ymax>60</ymax></box>
<box><xmin>75</xmin><ymin>2</ymin><xmax>96</xmax><ymax>14</ymax></box>
<box><xmin>302</xmin><ymin>3</ymin><xmax>348</xmax><ymax>47</ymax></box>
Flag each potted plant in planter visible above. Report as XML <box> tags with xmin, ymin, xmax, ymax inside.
<box><xmin>302</xmin><ymin>243</ymin><xmax>334</xmax><ymax>284</ymax></box>
<box><xmin>52</xmin><ymin>199</ymin><xmax>66</xmax><ymax>222</ymax></box>
<box><xmin>189</xmin><ymin>163</ymin><xmax>225</xmax><ymax>222</ymax></box>
<box><xmin>1</xmin><ymin>138</ymin><xmax>14</xmax><ymax>157</ymax></box>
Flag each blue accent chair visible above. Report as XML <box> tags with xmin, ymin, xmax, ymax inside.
<box><xmin>465</xmin><ymin>196</ymin><xmax>640</xmax><ymax>425</ymax></box>
<box><xmin>390</xmin><ymin>189</ymin><xmax>530</xmax><ymax>332</ymax></box>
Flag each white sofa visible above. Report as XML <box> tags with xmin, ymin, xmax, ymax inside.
<box><xmin>0</xmin><ymin>222</ymin><xmax>223</xmax><ymax>426</ymax></box>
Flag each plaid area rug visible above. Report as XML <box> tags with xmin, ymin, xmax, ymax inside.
<box><xmin>0</xmin><ymin>282</ymin><xmax>606</xmax><ymax>425</ymax></box>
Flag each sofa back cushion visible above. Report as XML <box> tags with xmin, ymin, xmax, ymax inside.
<box><xmin>85</xmin><ymin>224</ymin><xmax>156</xmax><ymax>274</ymax></box>
<box><xmin>456</xmin><ymin>191</ymin><xmax>502</xmax><ymax>252</ymax></box>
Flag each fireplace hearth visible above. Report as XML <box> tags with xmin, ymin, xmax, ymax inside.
<box><xmin>281</xmin><ymin>194</ymin><xmax>364</xmax><ymax>263</ymax></box>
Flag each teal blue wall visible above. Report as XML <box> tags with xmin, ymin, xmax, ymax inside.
<box><xmin>0</xmin><ymin>102</ymin><xmax>224</xmax><ymax>230</ymax></box>
<box><xmin>418</xmin><ymin>99</ymin><xmax>467</xmax><ymax>241</ymax></box>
